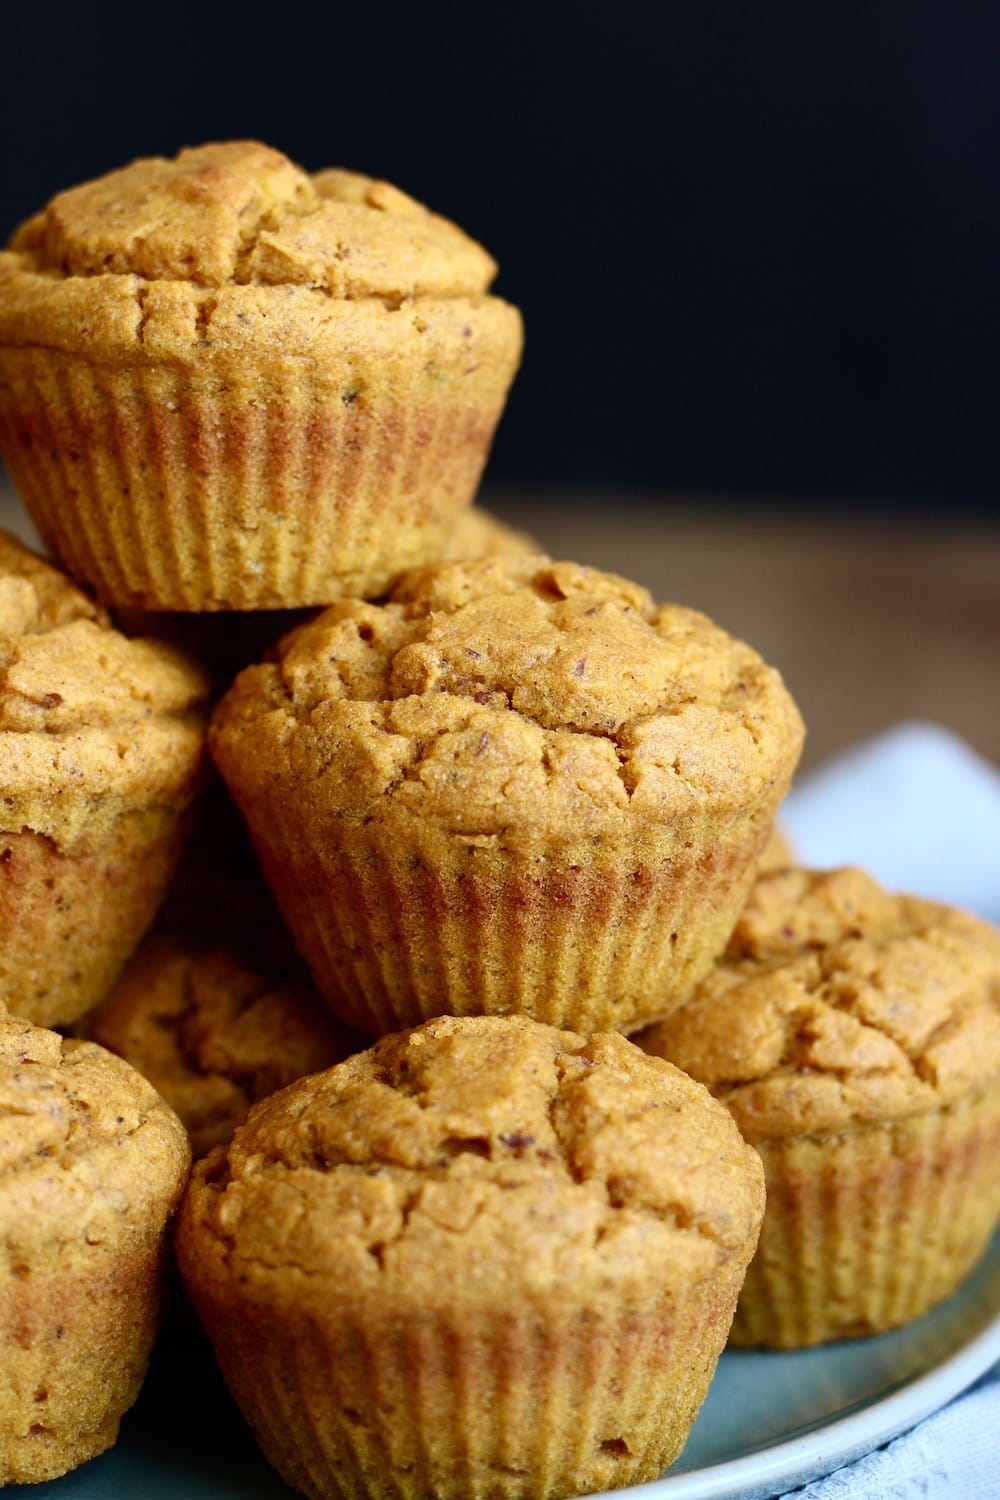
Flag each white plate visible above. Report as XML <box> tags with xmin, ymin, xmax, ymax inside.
<box><xmin>10</xmin><ymin>1230</ymin><xmax>1000</xmax><ymax>1500</ymax></box>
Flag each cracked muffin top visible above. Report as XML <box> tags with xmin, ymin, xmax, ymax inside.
<box><xmin>0</xmin><ymin>529</ymin><xmax>209</xmax><ymax>839</ymax></box>
<box><xmin>209</xmin><ymin>554</ymin><xmax>804</xmax><ymax>844</ymax></box>
<box><xmin>0</xmin><ymin>141</ymin><xmax>518</xmax><ymax>363</ymax></box>
<box><xmin>88</xmin><ymin>935</ymin><xmax>363</xmax><ymax>1159</ymax></box>
<box><xmin>0</xmin><ymin>1009</ymin><xmax>190</xmax><ymax>1268</ymax></box>
<box><xmin>637</xmin><ymin>866</ymin><xmax>1000</xmax><ymax>1141</ymax></box>
<box><xmin>180</xmin><ymin>1014</ymin><xmax>765</xmax><ymax>1310</ymax></box>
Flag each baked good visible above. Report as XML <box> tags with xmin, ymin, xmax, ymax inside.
<box><xmin>636</xmin><ymin>865</ymin><xmax>1000</xmax><ymax>1346</ymax></box>
<box><xmin>0</xmin><ymin>142</ymin><xmax>523</xmax><ymax>610</ymax></box>
<box><xmin>0</xmin><ymin>1009</ymin><xmax>190</xmax><ymax>1483</ymax></box>
<box><xmin>208</xmin><ymin>553</ymin><xmax>804</xmax><ymax>1035</ymax></box>
<box><xmin>175</xmin><ymin>1013</ymin><xmax>765</xmax><ymax>1500</ymax></box>
<box><xmin>0</xmin><ymin>529</ymin><xmax>209</xmax><ymax>1027</ymax></box>
<box><xmin>87</xmin><ymin>932</ymin><xmax>363</xmax><ymax>1157</ymax></box>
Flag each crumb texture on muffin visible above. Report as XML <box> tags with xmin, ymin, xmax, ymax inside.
<box><xmin>640</xmin><ymin>865</ymin><xmax>1000</xmax><ymax>1141</ymax></box>
<box><xmin>0</xmin><ymin>528</ymin><xmax>209</xmax><ymax>840</ymax></box>
<box><xmin>0</xmin><ymin>142</ymin><xmax>512</xmax><ymax>365</ymax></box>
<box><xmin>0</xmin><ymin>1011</ymin><xmax>190</xmax><ymax>1484</ymax></box>
<box><xmin>9</xmin><ymin>142</ymin><xmax>496</xmax><ymax>297</ymax></box>
<box><xmin>213</xmin><ymin>554</ymin><xmax>804</xmax><ymax>846</ymax></box>
<box><xmin>88</xmin><ymin>934</ymin><xmax>362</xmax><ymax>1157</ymax></box>
<box><xmin>191</xmin><ymin>1015</ymin><xmax>763</xmax><ymax>1299</ymax></box>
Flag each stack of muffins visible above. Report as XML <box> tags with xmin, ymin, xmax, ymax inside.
<box><xmin>0</xmin><ymin>141</ymin><xmax>998</xmax><ymax>1500</ymax></box>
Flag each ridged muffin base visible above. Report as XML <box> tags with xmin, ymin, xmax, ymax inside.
<box><xmin>731</xmin><ymin>1087</ymin><xmax>1000</xmax><ymax>1347</ymax></box>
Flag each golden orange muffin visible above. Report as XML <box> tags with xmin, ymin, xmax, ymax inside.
<box><xmin>0</xmin><ymin>529</ymin><xmax>209</xmax><ymax>1028</ymax></box>
<box><xmin>87</xmin><ymin>933</ymin><xmax>364</xmax><ymax>1158</ymax></box>
<box><xmin>209</xmin><ymin>553</ymin><xmax>804</xmax><ymax>1036</ymax></box>
<box><xmin>176</xmin><ymin>1014</ymin><xmax>765</xmax><ymax>1500</ymax></box>
<box><xmin>636</xmin><ymin>866</ymin><xmax>1000</xmax><ymax>1347</ymax></box>
<box><xmin>0</xmin><ymin>142</ymin><xmax>523</xmax><ymax>610</ymax></box>
<box><xmin>0</xmin><ymin>1009</ymin><xmax>190</xmax><ymax>1483</ymax></box>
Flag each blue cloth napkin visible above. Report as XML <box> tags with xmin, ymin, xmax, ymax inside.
<box><xmin>778</xmin><ymin>723</ymin><xmax>1000</xmax><ymax>1498</ymax></box>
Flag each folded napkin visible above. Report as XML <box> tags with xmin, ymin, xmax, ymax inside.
<box><xmin>777</xmin><ymin>722</ymin><xmax>1000</xmax><ymax>1499</ymax></box>
<box><xmin>781</xmin><ymin>722</ymin><xmax>1000</xmax><ymax>925</ymax></box>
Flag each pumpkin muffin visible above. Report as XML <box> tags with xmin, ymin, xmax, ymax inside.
<box><xmin>0</xmin><ymin>1009</ymin><xmax>190</xmax><ymax>1484</ymax></box>
<box><xmin>176</xmin><ymin>1013</ymin><xmax>765</xmax><ymax>1500</ymax></box>
<box><xmin>87</xmin><ymin>933</ymin><xmax>364</xmax><ymax>1158</ymax></box>
<box><xmin>0</xmin><ymin>529</ymin><xmax>209</xmax><ymax>1028</ymax></box>
<box><xmin>636</xmin><ymin>866</ymin><xmax>1000</xmax><ymax>1347</ymax></box>
<box><xmin>209</xmin><ymin>553</ymin><xmax>804</xmax><ymax>1036</ymax></box>
<box><xmin>0</xmin><ymin>141</ymin><xmax>523</xmax><ymax>610</ymax></box>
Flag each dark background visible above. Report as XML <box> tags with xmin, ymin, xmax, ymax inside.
<box><xmin>3</xmin><ymin>3</ymin><xmax>998</xmax><ymax>514</ymax></box>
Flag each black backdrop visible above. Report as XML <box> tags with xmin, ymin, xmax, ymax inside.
<box><xmin>3</xmin><ymin>3</ymin><xmax>998</xmax><ymax>512</ymax></box>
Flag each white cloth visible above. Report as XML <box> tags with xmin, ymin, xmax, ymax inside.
<box><xmin>785</xmin><ymin>1367</ymin><xmax>1000</xmax><ymax>1498</ymax></box>
<box><xmin>777</xmin><ymin>723</ymin><xmax>1000</xmax><ymax>1498</ymax></box>
<box><xmin>781</xmin><ymin>722</ymin><xmax>1000</xmax><ymax>924</ymax></box>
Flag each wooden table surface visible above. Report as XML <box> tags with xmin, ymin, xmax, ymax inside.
<box><xmin>1</xmin><ymin>476</ymin><xmax>996</xmax><ymax>777</ymax></box>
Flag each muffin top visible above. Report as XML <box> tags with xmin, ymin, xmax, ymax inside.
<box><xmin>0</xmin><ymin>529</ymin><xmax>209</xmax><ymax>839</ymax></box>
<box><xmin>637</xmin><ymin>866</ymin><xmax>1000</xmax><ymax>1141</ymax></box>
<box><xmin>0</xmin><ymin>142</ymin><xmax>519</xmax><ymax>365</ymax></box>
<box><xmin>181</xmin><ymin>1014</ymin><xmax>764</xmax><ymax>1313</ymax></box>
<box><xmin>88</xmin><ymin>934</ymin><xmax>362</xmax><ymax>1159</ymax></box>
<box><xmin>209</xmin><ymin>555</ymin><xmax>804</xmax><ymax>846</ymax></box>
<box><xmin>0</xmin><ymin>1009</ymin><xmax>190</xmax><ymax>1269</ymax></box>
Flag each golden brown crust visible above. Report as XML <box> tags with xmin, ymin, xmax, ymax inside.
<box><xmin>10</xmin><ymin>143</ymin><xmax>495</xmax><ymax>295</ymax></box>
<box><xmin>0</xmin><ymin>1011</ymin><xmax>190</xmax><ymax>1483</ymax></box>
<box><xmin>637</xmin><ymin>866</ymin><xmax>1000</xmax><ymax>1140</ymax></box>
<box><xmin>211</xmin><ymin>554</ymin><xmax>804</xmax><ymax>847</ymax></box>
<box><xmin>87</xmin><ymin>934</ymin><xmax>363</xmax><ymax>1158</ymax></box>
<box><xmin>0</xmin><ymin>529</ymin><xmax>209</xmax><ymax>839</ymax></box>
<box><xmin>0</xmin><ymin>1015</ymin><xmax>188</xmax><ymax>1232</ymax></box>
<box><xmin>0</xmin><ymin>142</ymin><xmax>510</xmax><ymax>364</ymax></box>
<box><xmin>182</xmin><ymin>1016</ymin><xmax>764</xmax><ymax>1309</ymax></box>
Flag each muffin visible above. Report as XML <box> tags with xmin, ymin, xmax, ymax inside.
<box><xmin>176</xmin><ymin>1013</ymin><xmax>765</xmax><ymax>1500</ymax></box>
<box><xmin>636</xmin><ymin>866</ymin><xmax>1000</xmax><ymax>1347</ymax></box>
<box><xmin>87</xmin><ymin>933</ymin><xmax>364</xmax><ymax>1158</ymax></box>
<box><xmin>0</xmin><ymin>1009</ymin><xmax>190</xmax><ymax>1484</ymax></box>
<box><xmin>209</xmin><ymin>553</ymin><xmax>805</xmax><ymax>1036</ymax></box>
<box><xmin>0</xmin><ymin>529</ymin><xmax>209</xmax><ymax>1028</ymax></box>
<box><xmin>0</xmin><ymin>141</ymin><xmax>523</xmax><ymax>610</ymax></box>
